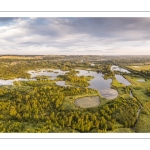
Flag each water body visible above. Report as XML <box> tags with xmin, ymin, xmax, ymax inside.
<box><xmin>130</xmin><ymin>90</ymin><xmax>133</xmax><ymax>97</ymax></box>
<box><xmin>111</xmin><ymin>65</ymin><xmax>130</xmax><ymax>73</ymax></box>
<box><xmin>0</xmin><ymin>78</ymin><xmax>29</xmax><ymax>86</ymax></box>
<box><xmin>115</xmin><ymin>75</ymin><xmax>131</xmax><ymax>86</ymax></box>
<box><xmin>137</xmin><ymin>79</ymin><xmax>145</xmax><ymax>82</ymax></box>
<box><xmin>91</xmin><ymin>63</ymin><xmax>95</xmax><ymax>66</ymax></box>
<box><xmin>56</xmin><ymin>81</ymin><xmax>71</xmax><ymax>87</ymax></box>
<box><xmin>0</xmin><ymin>79</ymin><xmax>14</xmax><ymax>86</ymax></box>
<box><xmin>133</xmin><ymin>66</ymin><xmax>140</xmax><ymax>68</ymax></box>
<box><xmin>28</xmin><ymin>69</ymin><xmax>69</xmax><ymax>80</ymax></box>
<box><xmin>76</xmin><ymin>69</ymin><xmax>118</xmax><ymax>99</ymax></box>
<box><xmin>0</xmin><ymin>69</ymin><xmax>118</xmax><ymax>100</ymax></box>
<box><xmin>74</xmin><ymin>96</ymin><xmax>100</xmax><ymax>108</ymax></box>
<box><xmin>29</xmin><ymin>69</ymin><xmax>118</xmax><ymax>99</ymax></box>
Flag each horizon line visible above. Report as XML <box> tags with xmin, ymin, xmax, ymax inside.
<box><xmin>0</xmin><ymin>54</ymin><xmax>150</xmax><ymax>56</ymax></box>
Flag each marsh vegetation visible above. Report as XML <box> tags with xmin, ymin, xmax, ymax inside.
<box><xmin>0</xmin><ymin>55</ymin><xmax>149</xmax><ymax>133</ymax></box>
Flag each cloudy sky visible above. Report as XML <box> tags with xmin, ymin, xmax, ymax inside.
<box><xmin>0</xmin><ymin>17</ymin><xmax>150</xmax><ymax>55</ymax></box>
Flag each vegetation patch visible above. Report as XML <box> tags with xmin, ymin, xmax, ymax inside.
<box><xmin>74</xmin><ymin>96</ymin><xmax>100</xmax><ymax>108</ymax></box>
<box><xmin>0</xmin><ymin>55</ymin><xmax>149</xmax><ymax>132</ymax></box>
<box><xmin>127</xmin><ymin>65</ymin><xmax>150</xmax><ymax>71</ymax></box>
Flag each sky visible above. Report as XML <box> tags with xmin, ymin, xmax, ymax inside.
<box><xmin>0</xmin><ymin>17</ymin><xmax>150</xmax><ymax>55</ymax></box>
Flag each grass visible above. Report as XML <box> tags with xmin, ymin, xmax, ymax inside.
<box><xmin>111</xmin><ymin>77</ymin><xmax>128</xmax><ymax>96</ymax></box>
<box><xmin>62</xmin><ymin>90</ymin><xmax>100</xmax><ymax>110</ymax></box>
<box><xmin>0</xmin><ymin>56</ymin><xmax>33</xmax><ymax>59</ymax></box>
<box><xmin>74</xmin><ymin>96</ymin><xmax>100</xmax><ymax>108</ymax></box>
<box><xmin>123</xmin><ymin>75</ymin><xmax>150</xmax><ymax>132</ymax></box>
<box><xmin>134</xmin><ymin>113</ymin><xmax>150</xmax><ymax>132</ymax></box>
<box><xmin>111</xmin><ymin>77</ymin><xmax>125</xmax><ymax>89</ymax></box>
<box><xmin>111</xmin><ymin>128</ymin><xmax>134</xmax><ymax>133</ymax></box>
<box><xmin>127</xmin><ymin>65</ymin><xmax>150</xmax><ymax>71</ymax></box>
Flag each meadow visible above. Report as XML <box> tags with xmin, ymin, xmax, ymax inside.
<box><xmin>127</xmin><ymin>65</ymin><xmax>150</xmax><ymax>71</ymax></box>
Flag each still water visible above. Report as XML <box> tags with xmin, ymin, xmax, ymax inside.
<box><xmin>76</xmin><ymin>69</ymin><xmax>118</xmax><ymax>99</ymax></box>
<box><xmin>28</xmin><ymin>69</ymin><xmax>69</xmax><ymax>80</ymax></box>
<box><xmin>0</xmin><ymin>78</ymin><xmax>29</xmax><ymax>86</ymax></box>
<box><xmin>115</xmin><ymin>74</ymin><xmax>131</xmax><ymax>86</ymax></box>
<box><xmin>1</xmin><ymin>68</ymin><xmax>132</xmax><ymax>101</ymax></box>
<box><xmin>111</xmin><ymin>65</ymin><xmax>130</xmax><ymax>73</ymax></box>
<box><xmin>0</xmin><ymin>69</ymin><xmax>119</xmax><ymax>100</ymax></box>
<box><xmin>137</xmin><ymin>79</ymin><xmax>145</xmax><ymax>82</ymax></box>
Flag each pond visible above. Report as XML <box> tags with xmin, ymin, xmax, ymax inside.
<box><xmin>111</xmin><ymin>65</ymin><xmax>130</xmax><ymax>73</ymax></box>
<box><xmin>76</xmin><ymin>69</ymin><xmax>118</xmax><ymax>99</ymax></box>
<box><xmin>0</xmin><ymin>69</ymin><xmax>118</xmax><ymax>100</ymax></box>
<box><xmin>130</xmin><ymin>90</ymin><xmax>133</xmax><ymax>97</ymax></box>
<box><xmin>56</xmin><ymin>81</ymin><xmax>70</xmax><ymax>87</ymax></box>
<box><xmin>133</xmin><ymin>66</ymin><xmax>140</xmax><ymax>68</ymax></box>
<box><xmin>0</xmin><ymin>78</ymin><xmax>29</xmax><ymax>86</ymax></box>
<box><xmin>28</xmin><ymin>69</ymin><xmax>69</xmax><ymax>80</ymax></box>
<box><xmin>115</xmin><ymin>75</ymin><xmax>131</xmax><ymax>86</ymax></box>
<box><xmin>28</xmin><ymin>69</ymin><xmax>119</xmax><ymax>99</ymax></box>
<box><xmin>137</xmin><ymin>79</ymin><xmax>145</xmax><ymax>82</ymax></box>
<box><xmin>74</xmin><ymin>96</ymin><xmax>100</xmax><ymax>108</ymax></box>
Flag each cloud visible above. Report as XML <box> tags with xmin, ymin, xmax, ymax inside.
<box><xmin>0</xmin><ymin>17</ymin><xmax>150</xmax><ymax>55</ymax></box>
<box><xmin>0</xmin><ymin>17</ymin><xmax>20</xmax><ymax>26</ymax></box>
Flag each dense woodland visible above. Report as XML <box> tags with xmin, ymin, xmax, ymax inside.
<box><xmin>0</xmin><ymin>80</ymin><xmax>139</xmax><ymax>132</ymax></box>
<box><xmin>0</xmin><ymin>55</ymin><xmax>150</xmax><ymax>132</ymax></box>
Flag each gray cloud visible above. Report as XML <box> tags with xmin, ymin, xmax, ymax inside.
<box><xmin>0</xmin><ymin>17</ymin><xmax>150</xmax><ymax>55</ymax></box>
<box><xmin>0</xmin><ymin>17</ymin><xmax>19</xmax><ymax>22</ymax></box>
<box><xmin>0</xmin><ymin>17</ymin><xmax>20</xmax><ymax>26</ymax></box>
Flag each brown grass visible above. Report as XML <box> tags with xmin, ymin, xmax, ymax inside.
<box><xmin>0</xmin><ymin>56</ymin><xmax>42</xmax><ymax>59</ymax></box>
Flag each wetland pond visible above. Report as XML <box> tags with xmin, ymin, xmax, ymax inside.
<box><xmin>29</xmin><ymin>69</ymin><xmax>119</xmax><ymax>108</ymax></box>
<box><xmin>111</xmin><ymin>65</ymin><xmax>130</xmax><ymax>73</ymax></box>
<box><xmin>76</xmin><ymin>69</ymin><xmax>118</xmax><ymax>100</ymax></box>
<box><xmin>0</xmin><ymin>69</ymin><xmax>119</xmax><ymax>100</ymax></box>
<box><xmin>0</xmin><ymin>78</ymin><xmax>32</xmax><ymax>86</ymax></box>
<box><xmin>137</xmin><ymin>79</ymin><xmax>145</xmax><ymax>82</ymax></box>
<box><xmin>28</xmin><ymin>69</ymin><xmax>68</xmax><ymax>80</ymax></box>
<box><xmin>115</xmin><ymin>75</ymin><xmax>131</xmax><ymax>86</ymax></box>
<box><xmin>55</xmin><ymin>81</ymin><xmax>70</xmax><ymax>87</ymax></box>
<box><xmin>0</xmin><ymin>67</ymin><xmax>132</xmax><ymax>108</ymax></box>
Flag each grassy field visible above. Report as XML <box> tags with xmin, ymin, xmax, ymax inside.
<box><xmin>74</xmin><ymin>96</ymin><xmax>100</xmax><ymax>108</ymax></box>
<box><xmin>124</xmin><ymin>75</ymin><xmax>150</xmax><ymax>132</ymax></box>
<box><xmin>127</xmin><ymin>65</ymin><xmax>150</xmax><ymax>71</ymax></box>
<box><xmin>62</xmin><ymin>90</ymin><xmax>101</xmax><ymax>110</ymax></box>
<box><xmin>0</xmin><ymin>56</ymin><xmax>42</xmax><ymax>59</ymax></box>
<box><xmin>111</xmin><ymin>128</ymin><xmax>134</xmax><ymax>133</ymax></box>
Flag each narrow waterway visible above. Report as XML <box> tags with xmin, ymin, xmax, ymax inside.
<box><xmin>115</xmin><ymin>74</ymin><xmax>131</xmax><ymax>86</ymax></box>
<box><xmin>129</xmin><ymin>90</ymin><xmax>142</xmax><ymax>131</ymax></box>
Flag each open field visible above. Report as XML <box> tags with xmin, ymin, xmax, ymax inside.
<box><xmin>127</xmin><ymin>65</ymin><xmax>150</xmax><ymax>71</ymax></box>
<box><xmin>124</xmin><ymin>75</ymin><xmax>150</xmax><ymax>132</ymax></box>
<box><xmin>74</xmin><ymin>96</ymin><xmax>100</xmax><ymax>108</ymax></box>
<box><xmin>0</xmin><ymin>56</ymin><xmax>42</xmax><ymax>59</ymax></box>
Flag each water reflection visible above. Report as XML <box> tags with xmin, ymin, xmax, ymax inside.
<box><xmin>115</xmin><ymin>75</ymin><xmax>131</xmax><ymax>86</ymax></box>
<box><xmin>137</xmin><ymin>79</ymin><xmax>145</xmax><ymax>82</ymax></box>
<box><xmin>0</xmin><ymin>69</ymin><xmax>119</xmax><ymax>100</ymax></box>
<box><xmin>111</xmin><ymin>65</ymin><xmax>130</xmax><ymax>73</ymax></box>
<box><xmin>0</xmin><ymin>78</ymin><xmax>30</xmax><ymax>86</ymax></box>
<box><xmin>56</xmin><ymin>81</ymin><xmax>70</xmax><ymax>87</ymax></box>
<box><xmin>76</xmin><ymin>69</ymin><xmax>118</xmax><ymax>99</ymax></box>
<box><xmin>28</xmin><ymin>69</ymin><xmax>69</xmax><ymax>80</ymax></box>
